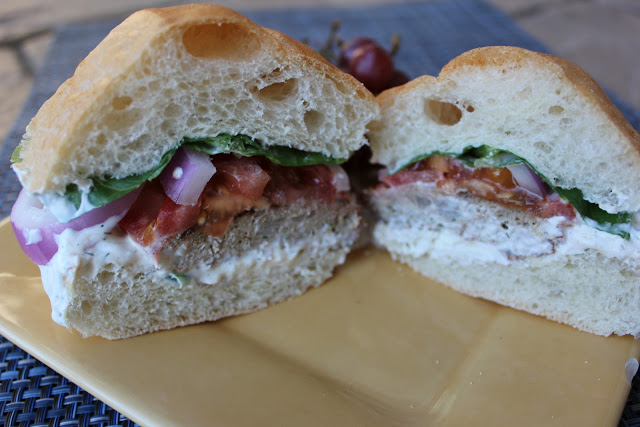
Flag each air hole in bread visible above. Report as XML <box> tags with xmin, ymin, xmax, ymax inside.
<box><xmin>127</xmin><ymin>134</ymin><xmax>152</xmax><ymax>154</ymax></box>
<box><xmin>182</xmin><ymin>23</ymin><xmax>260</xmax><ymax>61</ymax></box>
<box><xmin>87</xmin><ymin>146</ymin><xmax>100</xmax><ymax>159</ymax></box>
<box><xmin>161</xmin><ymin>120</ymin><xmax>175</xmax><ymax>136</ymax></box>
<box><xmin>304</xmin><ymin>109</ymin><xmax>324</xmax><ymax>133</ymax></box>
<box><xmin>104</xmin><ymin>109</ymin><xmax>140</xmax><ymax>131</ymax></box>
<box><xmin>548</xmin><ymin>105</ymin><xmax>564</xmax><ymax>115</ymax></box>
<box><xmin>164</xmin><ymin>104</ymin><xmax>182</xmax><ymax>118</ymax></box>
<box><xmin>555</xmin><ymin>89</ymin><xmax>561</xmax><ymax>95</ymax></box>
<box><xmin>256</xmin><ymin>79</ymin><xmax>299</xmax><ymax>102</ymax></box>
<box><xmin>534</xmin><ymin>140</ymin><xmax>551</xmax><ymax>153</ymax></box>
<box><xmin>219</xmin><ymin>88</ymin><xmax>237</xmax><ymax>98</ymax></box>
<box><xmin>236</xmin><ymin>99</ymin><xmax>253</xmax><ymax>111</ymax></box>
<box><xmin>261</xmin><ymin>68</ymin><xmax>283</xmax><ymax>80</ymax></box>
<box><xmin>111</xmin><ymin>96</ymin><xmax>133</xmax><ymax>110</ymax></box>
<box><xmin>79</xmin><ymin>300</ymin><xmax>93</xmax><ymax>315</ymax></box>
<box><xmin>424</xmin><ymin>99</ymin><xmax>462</xmax><ymax>126</ymax></box>
<box><xmin>621</xmin><ymin>269</ymin><xmax>635</xmax><ymax>278</ymax></box>
<box><xmin>186</xmin><ymin>117</ymin><xmax>198</xmax><ymax>128</ymax></box>
<box><xmin>518</xmin><ymin>87</ymin><xmax>532</xmax><ymax>98</ymax></box>
<box><xmin>344</xmin><ymin>105</ymin><xmax>355</xmax><ymax>120</ymax></box>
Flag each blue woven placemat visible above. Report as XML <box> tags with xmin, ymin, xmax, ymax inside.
<box><xmin>2</xmin><ymin>1</ymin><xmax>639</xmax><ymax>425</ymax></box>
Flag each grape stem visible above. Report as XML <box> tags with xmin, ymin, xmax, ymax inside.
<box><xmin>319</xmin><ymin>19</ymin><xmax>342</xmax><ymax>63</ymax></box>
<box><xmin>389</xmin><ymin>33</ymin><xmax>401</xmax><ymax>57</ymax></box>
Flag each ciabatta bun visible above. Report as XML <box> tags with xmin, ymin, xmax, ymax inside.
<box><xmin>11</xmin><ymin>5</ymin><xmax>376</xmax><ymax>339</ymax></box>
<box><xmin>14</xmin><ymin>4</ymin><xmax>378</xmax><ymax>195</ymax></box>
<box><xmin>367</xmin><ymin>46</ymin><xmax>640</xmax><ymax>336</ymax></box>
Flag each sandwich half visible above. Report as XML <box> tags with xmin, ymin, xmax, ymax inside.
<box><xmin>367</xmin><ymin>46</ymin><xmax>640</xmax><ymax>336</ymax></box>
<box><xmin>10</xmin><ymin>4</ymin><xmax>378</xmax><ymax>339</ymax></box>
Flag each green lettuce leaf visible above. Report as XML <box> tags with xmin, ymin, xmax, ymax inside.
<box><xmin>551</xmin><ymin>187</ymin><xmax>630</xmax><ymax>239</ymax></box>
<box><xmin>399</xmin><ymin>145</ymin><xmax>632</xmax><ymax>239</ymax></box>
<box><xmin>62</xmin><ymin>134</ymin><xmax>345</xmax><ymax>210</ymax></box>
<box><xmin>183</xmin><ymin>134</ymin><xmax>346</xmax><ymax>166</ymax></box>
<box><xmin>168</xmin><ymin>272</ymin><xmax>193</xmax><ymax>288</ymax></box>
<box><xmin>11</xmin><ymin>145</ymin><xmax>23</xmax><ymax>163</ymax></box>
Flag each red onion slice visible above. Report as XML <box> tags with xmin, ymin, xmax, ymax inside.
<box><xmin>159</xmin><ymin>147</ymin><xmax>216</xmax><ymax>206</ymax></box>
<box><xmin>328</xmin><ymin>165</ymin><xmax>351</xmax><ymax>192</ymax></box>
<box><xmin>507</xmin><ymin>163</ymin><xmax>548</xmax><ymax>198</ymax></box>
<box><xmin>377</xmin><ymin>167</ymin><xmax>389</xmax><ymax>182</ymax></box>
<box><xmin>11</xmin><ymin>188</ymin><xmax>140</xmax><ymax>265</ymax></box>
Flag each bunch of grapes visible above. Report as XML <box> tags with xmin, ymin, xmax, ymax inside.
<box><xmin>339</xmin><ymin>37</ymin><xmax>409</xmax><ymax>94</ymax></box>
<box><xmin>306</xmin><ymin>21</ymin><xmax>410</xmax><ymax>94</ymax></box>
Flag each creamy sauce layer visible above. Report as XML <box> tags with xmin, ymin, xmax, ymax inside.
<box><xmin>39</xmin><ymin>191</ymin><xmax>97</xmax><ymax>223</ymax></box>
<box><xmin>39</xmin><ymin>215</ymin><xmax>304</xmax><ymax>325</ymax></box>
<box><xmin>380</xmin><ymin>214</ymin><xmax>640</xmax><ymax>267</ymax></box>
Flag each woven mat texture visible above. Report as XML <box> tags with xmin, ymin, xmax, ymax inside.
<box><xmin>1</xmin><ymin>1</ymin><xmax>640</xmax><ymax>425</ymax></box>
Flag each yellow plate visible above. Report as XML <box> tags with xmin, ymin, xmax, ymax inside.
<box><xmin>0</xmin><ymin>216</ymin><xmax>637</xmax><ymax>426</ymax></box>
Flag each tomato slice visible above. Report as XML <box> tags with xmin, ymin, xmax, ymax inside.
<box><xmin>210</xmin><ymin>155</ymin><xmax>271</xmax><ymax>200</ymax></box>
<box><xmin>381</xmin><ymin>156</ymin><xmax>576</xmax><ymax>220</ymax></box>
<box><xmin>118</xmin><ymin>155</ymin><xmax>343</xmax><ymax>247</ymax></box>
<box><xmin>119</xmin><ymin>181</ymin><xmax>166</xmax><ymax>246</ymax></box>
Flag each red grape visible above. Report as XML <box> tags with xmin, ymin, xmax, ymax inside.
<box><xmin>387</xmin><ymin>69</ymin><xmax>410</xmax><ymax>89</ymax></box>
<box><xmin>339</xmin><ymin>37</ymin><xmax>378</xmax><ymax>67</ymax></box>
<box><xmin>348</xmin><ymin>45</ymin><xmax>394</xmax><ymax>94</ymax></box>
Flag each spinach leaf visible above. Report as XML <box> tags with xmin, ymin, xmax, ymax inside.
<box><xmin>399</xmin><ymin>145</ymin><xmax>521</xmax><ymax>172</ymax></box>
<box><xmin>183</xmin><ymin>134</ymin><xmax>347</xmax><ymax>166</ymax></box>
<box><xmin>398</xmin><ymin>145</ymin><xmax>632</xmax><ymax>239</ymax></box>
<box><xmin>552</xmin><ymin>187</ymin><xmax>631</xmax><ymax>239</ymax></box>
<box><xmin>11</xmin><ymin>145</ymin><xmax>22</xmax><ymax>163</ymax></box>
<box><xmin>64</xmin><ymin>148</ymin><xmax>177</xmax><ymax>210</ymax></box>
<box><xmin>168</xmin><ymin>272</ymin><xmax>193</xmax><ymax>288</ymax></box>
<box><xmin>64</xmin><ymin>184</ymin><xmax>83</xmax><ymax>210</ymax></box>
<box><xmin>61</xmin><ymin>134</ymin><xmax>345</xmax><ymax>210</ymax></box>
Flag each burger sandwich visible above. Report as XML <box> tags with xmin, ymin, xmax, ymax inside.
<box><xmin>10</xmin><ymin>4</ymin><xmax>378</xmax><ymax>339</ymax></box>
<box><xmin>367</xmin><ymin>46</ymin><xmax>640</xmax><ymax>336</ymax></box>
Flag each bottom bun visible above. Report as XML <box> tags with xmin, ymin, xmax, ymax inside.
<box><xmin>41</xmin><ymin>200</ymin><xmax>360</xmax><ymax>339</ymax></box>
<box><xmin>370</xmin><ymin>182</ymin><xmax>640</xmax><ymax>337</ymax></box>
<box><xmin>391</xmin><ymin>251</ymin><xmax>640</xmax><ymax>337</ymax></box>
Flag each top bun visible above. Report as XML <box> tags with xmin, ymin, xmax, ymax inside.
<box><xmin>367</xmin><ymin>46</ymin><xmax>640</xmax><ymax>214</ymax></box>
<box><xmin>14</xmin><ymin>4</ymin><xmax>378</xmax><ymax>195</ymax></box>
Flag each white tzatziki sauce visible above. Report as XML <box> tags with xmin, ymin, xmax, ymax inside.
<box><xmin>38</xmin><ymin>214</ymin><xmax>303</xmax><ymax>326</ymax></box>
<box><xmin>381</xmin><ymin>213</ymin><xmax>640</xmax><ymax>267</ymax></box>
<box><xmin>38</xmin><ymin>191</ymin><xmax>97</xmax><ymax>223</ymax></box>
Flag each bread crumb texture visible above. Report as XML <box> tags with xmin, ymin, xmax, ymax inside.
<box><xmin>15</xmin><ymin>4</ymin><xmax>377</xmax><ymax>194</ymax></box>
